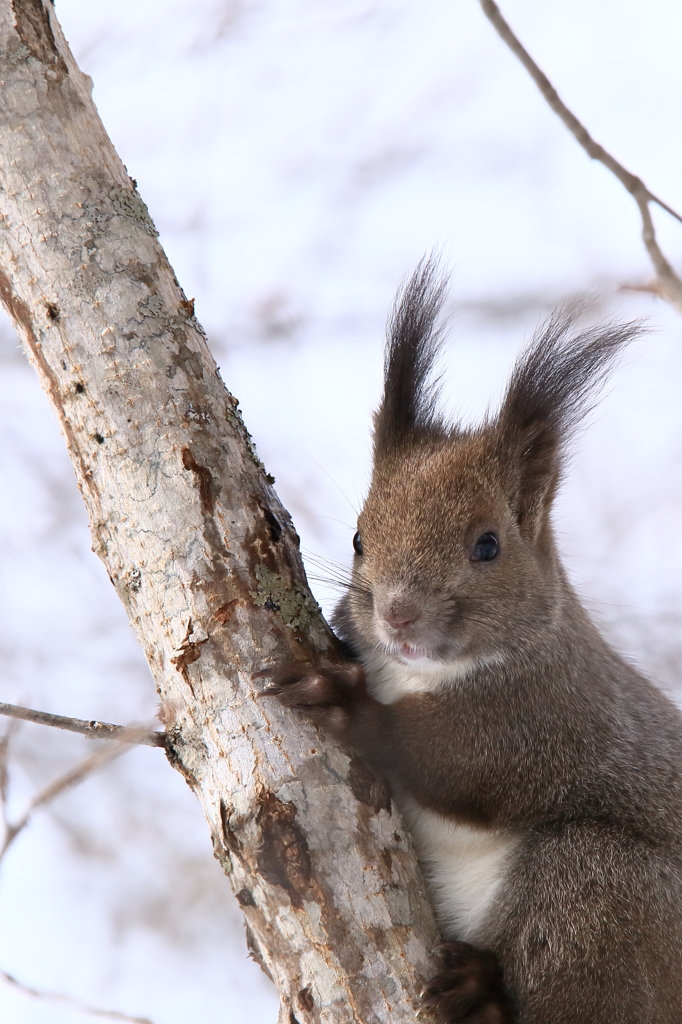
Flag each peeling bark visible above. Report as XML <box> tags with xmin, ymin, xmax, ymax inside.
<box><xmin>0</xmin><ymin>2</ymin><xmax>439</xmax><ymax>1021</ymax></box>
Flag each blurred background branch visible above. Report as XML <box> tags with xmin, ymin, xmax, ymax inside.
<box><xmin>0</xmin><ymin>724</ymin><xmax>154</xmax><ymax>1022</ymax></box>
<box><xmin>0</xmin><ymin>969</ymin><xmax>154</xmax><ymax>1024</ymax></box>
<box><xmin>1</xmin><ymin>737</ymin><xmax>143</xmax><ymax>861</ymax></box>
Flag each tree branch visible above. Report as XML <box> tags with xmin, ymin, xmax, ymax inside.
<box><xmin>0</xmin><ymin>2</ymin><xmax>438</xmax><ymax>1021</ymax></box>
<box><xmin>0</xmin><ymin>702</ymin><xmax>166</xmax><ymax>748</ymax></box>
<box><xmin>479</xmin><ymin>0</ymin><xmax>682</xmax><ymax>312</ymax></box>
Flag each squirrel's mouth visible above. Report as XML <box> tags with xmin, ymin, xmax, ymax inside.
<box><xmin>398</xmin><ymin>642</ymin><xmax>431</xmax><ymax>662</ymax></box>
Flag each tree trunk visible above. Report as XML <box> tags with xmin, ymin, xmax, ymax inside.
<box><xmin>0</xmin><ymin>2</ymin><xmax>439</xmax><ymax>1022</ymax></box>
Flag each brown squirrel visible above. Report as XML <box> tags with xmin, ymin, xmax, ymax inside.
<box><xmin>259</xmin><ymin>261</ymin><xmax>682</xmax><ymax>1023</ymax></box>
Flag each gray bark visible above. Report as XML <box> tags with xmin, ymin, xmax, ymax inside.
<box><xmin>0</xmin><ymin>2</ymin><xmax>439</xmax><ymax>1022</ymax></box>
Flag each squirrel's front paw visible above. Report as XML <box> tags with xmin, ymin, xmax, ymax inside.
<box><xmin>253</xmin><ymin>661</ymin><xmax>366</xmax><ymax>733</ymax></box>
<box><xmin>422</xmin><ymin>942</ymin><xmax>513</xmax><ymax>1024</ymax></box>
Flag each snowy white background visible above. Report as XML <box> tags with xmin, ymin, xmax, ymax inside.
<box><xmin>1</xmin><ymin>0</ymin><xmax>682</xmax><ymax>1021</ymax></box>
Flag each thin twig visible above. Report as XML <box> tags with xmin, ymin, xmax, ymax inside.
<box><xmin>0</xmin><ymin>968</ymin><xmax>154</xmax><ymax>1024</ymax></box>
<box><xmin>0</xmin><ymin>734</ymin><xmax>147</xmax><ymax>860</ymax></box>
<box><xmin>478</xmin><ymin>0</ymin><xmax>682</xmax><ymax>312</ymax></box>
<box><xmin>0</xmin><ymin>702</ymin><xmax>166</xmax><ymax>748</ymax></box>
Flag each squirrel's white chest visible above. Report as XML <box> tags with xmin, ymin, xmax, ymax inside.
<box><xmin>399</xmin><ymin>796</ymin><xmax>519</xmax><ymax>942</ymax></box>
<box><xmin>362</xmin><ymin>651</ymin><xmax>505</xmax><ymax>704</ymax></box>
<box><xmin>363</xmin><ymin>655</ymin><xmax>486</xmax><ymax>703</ymax></box>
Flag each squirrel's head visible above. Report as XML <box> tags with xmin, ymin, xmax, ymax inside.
<box><xmin>348</xmin><ymin>260</ymin><xmax>642</xmax><ymax>677</ymax></box>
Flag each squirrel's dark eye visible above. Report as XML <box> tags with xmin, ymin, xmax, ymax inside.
<box><xmin>472</xmin><ymin>532</ymin><xmax>499</xmax><ymax>562</ymax></box>
<box><xmin>353</xmin><ymin>531</ymin><xmax>364</xmax><ymax>556</ymax></box>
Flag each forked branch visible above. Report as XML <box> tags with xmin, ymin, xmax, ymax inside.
<box><xmin>479</xmin><ymin>0</ymin><xmax>682</xmax><ymax>312</ymax></box>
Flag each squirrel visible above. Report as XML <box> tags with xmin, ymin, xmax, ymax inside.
<box><xmin>258</xmin><ymin>260</ymin><xmax>682</xmax><ymax>1023</ymax></box>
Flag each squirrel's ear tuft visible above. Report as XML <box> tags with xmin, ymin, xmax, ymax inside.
<box><xmin>497</xmin><ymin>310</ymin><xmax>643</xmax><ymax>538</ymax></box>
<box><xmin>374</xmin><ymin>256</ymin><xmax>449</xmax><ymax>456</ymax></box>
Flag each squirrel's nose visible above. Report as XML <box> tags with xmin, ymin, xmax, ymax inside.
<box><xmin>377</xmin><ymin>599</ymin><xmax>420</xmax><ymax>631</ymax></box>
<box><xmin>384</xmin><ymin>611</ymin><xmax>417</xmax><ymax>629</ymax></box>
